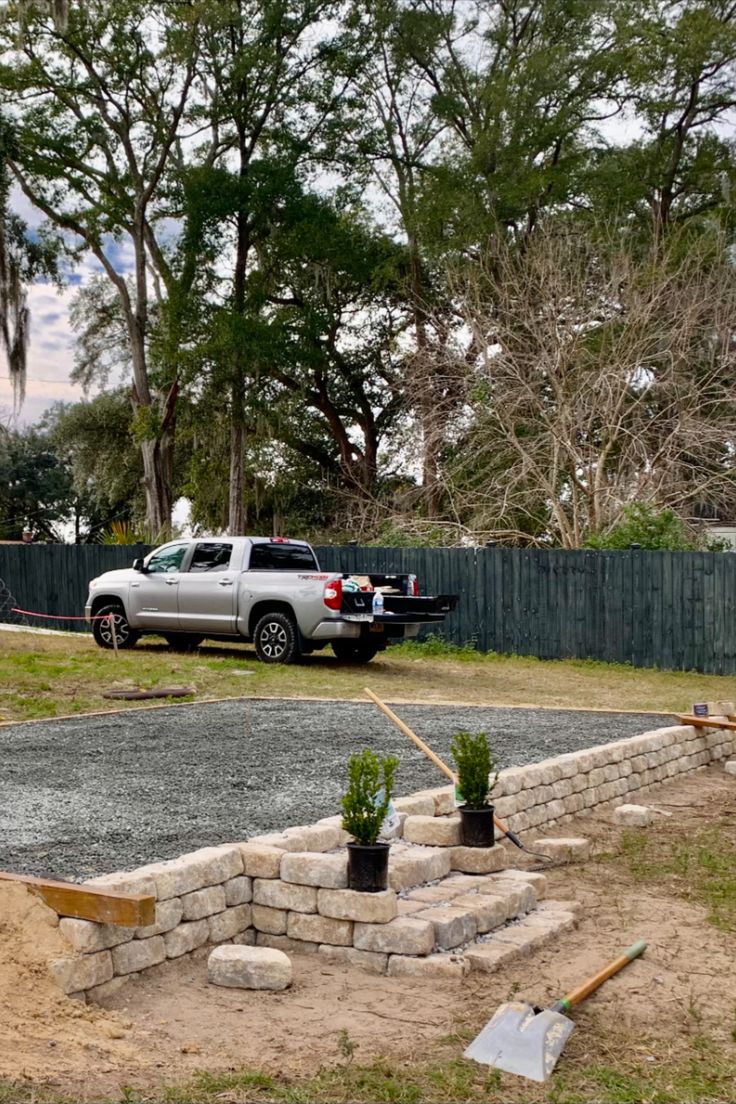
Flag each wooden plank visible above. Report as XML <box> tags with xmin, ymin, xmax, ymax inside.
<box><xmin>0</xmin><ymin>870</ymin><xmax>156</xmax><ymax>926</ymax></box>
<box><xmin>676</xmin><ymin>715</ymin><xmax>736</xmax><ymax>731</ymax></box>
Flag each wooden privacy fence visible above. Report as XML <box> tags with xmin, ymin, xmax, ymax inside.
<box><xmin>1</xmin><ymin>543</ymin><xmax>735</xmax><ymax>674</ymax></box>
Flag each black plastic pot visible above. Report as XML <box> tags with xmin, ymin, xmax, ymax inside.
<box><xmin>459</xmin><ymin>805</ymin><xmax>495</xmax><ymax>847</ymax></box>
<box><xmin>346</xmin><ymin>841</ymin><xmax>390</xmax><ymax>892</ymax></box>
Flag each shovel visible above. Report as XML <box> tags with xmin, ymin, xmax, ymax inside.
<box><xmin>464</xmin><ymin>939</ymin><xmax>647</xmax><ymax>1082</ymax></box>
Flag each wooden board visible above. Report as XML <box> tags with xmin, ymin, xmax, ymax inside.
<box><xmin>676</xmin><ymin>715</ymin><xmax>736</xmax><ymax>731</ymax></box>
<box><xmin>0</xmin><ymin>870</ymin><xmax>155</xmax><ymax>926</ymax></box>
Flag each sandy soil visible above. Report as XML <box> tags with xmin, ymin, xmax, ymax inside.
<box><xmin>1</xmin><ymin>768</ymin><xmax>734</xmax><ymax>1101</ymax></box>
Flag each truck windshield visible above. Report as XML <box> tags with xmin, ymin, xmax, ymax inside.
<box><xmin>248</xmin><ymin>543</ymin><xmax>318</xmax><ymax>571</ymax></box>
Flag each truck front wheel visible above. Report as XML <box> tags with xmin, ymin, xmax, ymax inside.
<box><xmin>332</xmin><ymin>640</ymin><xmax>379</xmax><ymax>664</ymax></box>
<box><xmin>92</xmin><ymin>603</ymin><xmax>140</xmax><ymax>650</ymax></box>
<box><xmin>254</xmin><ymin>612</ymin><xmax>300</xmax><ymax>664</ymax></box>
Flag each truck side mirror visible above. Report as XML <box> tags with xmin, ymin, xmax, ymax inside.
<box><xmin>132</xmin><ymin>557</ymin><xmax>145</xmax><ymax>572</ymax></box>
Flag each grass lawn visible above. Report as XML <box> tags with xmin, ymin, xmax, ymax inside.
<box><xmin>1</xmin><ymin>629</ymin><xmax>734</xmax><ymax>724</ymax></box>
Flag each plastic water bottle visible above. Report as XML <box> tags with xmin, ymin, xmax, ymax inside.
<box><xmin>373</xmin><ymin>589</ymin><xmax>384</xmax><ymax>615</ymax></box>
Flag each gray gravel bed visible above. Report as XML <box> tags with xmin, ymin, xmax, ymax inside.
<box><xmin>0</xmin><ymin>699</ymin><xmax>669</xmax><ymax>880</ymax></box>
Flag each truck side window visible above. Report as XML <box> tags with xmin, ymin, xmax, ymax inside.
<box><xmin>146</xmin><ymin>544</ymin><xmax>187</xmax><ymax>574</ymax></box>
<box><xmin>188</xmin><ymin>542</ymin><xmax>233</xmax><ymax>573</ymax></box>
<box><xmin>248</xmin><ymin>543</ymin><xmax>318</xmax><ymax>570</ymax></box>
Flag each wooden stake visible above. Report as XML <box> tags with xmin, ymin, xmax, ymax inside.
<box><xmin>0</xmin><ymin>870</ymin><xmax>155</xmax><ymax>926</ymax></box>
<box><xmin>110</xmin><ymin>611</ymin><xmax>118</xmax><ymax>657</ymax></box>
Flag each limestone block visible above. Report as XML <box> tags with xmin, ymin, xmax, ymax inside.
<box><xmin>83</xmin><ymin>871</ymin><xmax>158</xmax><ymax>899</ymax></box>
<box><xmin>534</xmin><ymin>783</ymin><xmax>556</xmax><ymax>806</ymax></box>
<box><xmin>247</xmin><ymin>832</ymin><xmax>293</xmax><ymax>849</ymax></box>
<box><xmin>490</xmin><ymin>796</ymin><xmax>517</xmax><ymax>820</ymax></box>
<box><xmin>489</xmin><ymin>868</ymin><xmax>547</xmax><ymax>898</ymax></box>
<box><xmin>451</xmin><ymin>893</ymin><xmax>507</xmax><ymax>934</ymax></box>
<box><xmin>50</xmin><ymin>951</ymin><xmax>113</xmax><ymax>995</ymax></box>
<box><xmin>406</xmin><ymin>884</ymin><xmax>464</xmax><ymax>905</ymax></box>
<box><xmin>317</xmin><ymin>945</ymin><xmax>387</xmax><ymax>974</ymax></box>
<box><xmin>135</xmin><ymin>898</ymin><xmax>184</xmax><ymax>939</ymax></box>
<box><xmin>463</xmin><ymin>942</ymin><xmax>521</xmax><ymax>973</ymax></box>
<box><xmin>413</xmin><ymin>905</ymin><xmax>477</xmax><ymax>950</ymax></box>
<box><xmin>354</xmin><ymin>916</ymin><xmax>434</xmax><ymax>956</ymax></box>
<box><xmin>519</xmin><ymin>764</ymin><xmax>544</xmax><ymax>788</ymax></box>
<box><xmin>388</xmin><ymin>847</ymin><xmax>451</xmax><ymax>890</ymax></box>
<box><xmin>163</xmin><ymin>919</ymin><xmax>209</xmax><ymax>958</ymax></box>
<box><xmin>189</xmin><ymin>844</ymin><xmax>244</xmax><ymax>884</ymax></box>
<box><xmin>318</xmin><ymin>888</ymin><xmax>397</xmax><ymax>924</ymax></box>
<box><xmin>725</xmin><ymin>761</ymin><xmax>736</xmax><ymax>775</ymax></box>
<box><xmin>510</xmin><ymin>810</ymin><xmax>530</xmax><ymax>831</ymax></box>
<box><xmin>537</xmin><ymin>898</ymin><xmax>583</xmax><ymax>918</ymax></box>
<box><xmin>397</xmin><ymin>899</ymin><xmax>426</xmax><ymax>915</ymax></box>
<box><xmin>403</xmin><ymin>815</ymin><xmax>461</xmax><ymax>847</ymax></box>
<box><xmin>387</xmin><ymin>953</ymin><xmax>469</xmax><ymax>979</ymax></box>
<box><xmin>449</xmin><ymin>844</ymin><xmax>507</xmax><ymax>875</ymax></box>
<box><xmin>552</xmin><ymin>778</ymin><xmax>574</xmax><ymax>799</ymax></box>
<box><xmin>208</xmin><ymin>904</ymin><xmax>252</xmax><ymax>943</ymax></box>
<box><xmin>393</xmin><ymin>795</ymin><xmax>436</xmax><ymax>817</ymax></box>
<box><xmin>602</xmin><ymin>764</ymin><xmax>619</xmax><ymax>783</ymax></box>
<box><xmin>287</xmin><ymin>912</ymin><xmax>353</xmax><ymax>946</ymax></box>
<box><xmin>252</xmin><ymin>879</ymin><xmax>317</xmax><ymax>913</ymax></box>
<box><xmin>530</xmin><ymin>837</ymin><xmax>590</xmax><ymax>863</ymax></box>
<box><xmin>224</xmin><ymin>876</ymin><xmax>252</xmax><ymax>907</ymax></box>
<box><xmin>280</xmin><ymin>852</ymin><xmax>348</xmax><ymax>889</ymax></box>
<box><xmin>252</xmin><ymin>905</ymin><xmax>288</xmax><ymax>935</ymax></box>
<box><xmin>208</xmin><ymin>945</ymin><xmax>292</xmax><ymax>990</ymax></box>
<box><xmin>420</xmin><ymin>786</ymin><xmax>456</xmax><ymax>815</ymax></box>
<box><xmin>613</xmin><ymin>804</ymin><xmax>652</xmax><ymax>827</ymax></box>
<box><xmin>239</xmin><ymin>844</ymin><xmax>285</xmax><ymax>879</ymax></box>
<box><xmin>570</xmin><ymin>773</ymin><xmax>589</xmax><ymax>794</ymax></box>
<box><xmin>256</xmin><ymin>932</ymin><xmax>318</xmax><ymax>954</ymax></box>
<box><xmin>85</xmin><ymin>975</ymin><xmax>131</xmax><ymax>1003</ymax></box>
<box><xmin>314</xmin><ymin>816</ymin><xmax>352</xmax><ymax>846</ymax></box>
<box><xmin>514</xmin><ymin>909</ymin><xmax>577</xmax><ymax>934</ymax></box>
<box><xmin>442</xmin><ymin>873</ymin><xmax>490</xmax><ymax>891</ymax></box>
<box><xmin>563</xmin><ymin>792</ymin><xmax>585</xmax><ymax>815</ymax></box>
<box><xmin>545</xmin><ymin>798</ymin><xmax>566</xmax><ymax>822</ymax></box>
<box><xmin>112</xmin><ymin>936</ymin><xmax>166</xmax><ymax>975</ymax></box>
<box><xmin>495</xmin><ymin>766</ymin><xmax>526</xmax><ymax>796</ymax></box>
<box><xmin>281</xmin><ymin>825</ymin><xmax>341</xmax><ymax>852</ymax></box>
<box><xmin>181</xmin><ymin>885</ymin><xmax>227</xmax><ymax>921</ymax></box>
<box><xmin>136</xmin><ymin>856</ymin><xmax>209</xmax><ymax>901</ymax></box>
<box><xmin>588</xmin><ymin>767</ymin><xmax>606</xmax><ymax>788</ymax></box>
<box><xmin>59</xmin><ymin>917</ymin><xmax>133</xmax><ymax>954</ymax></box>
<box><xmin>534</xmin><ymin>760</ymin><xmax>564</xmax><ymax>784</ymax></box>
<box><xmin>597</xmin><ymin>782</ymin><xmax>618</xmax><ymax>802</ymax></box>
<box><xmin>233</xmin><ymin>929</ymin><xmax>257</xmax><ymax>946</ymax></box>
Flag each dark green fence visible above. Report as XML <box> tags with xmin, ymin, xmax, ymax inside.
<box><xmin>2</xmin><ymin>543</ymin><xmax>735</xmax><ymax>673</ymax></box>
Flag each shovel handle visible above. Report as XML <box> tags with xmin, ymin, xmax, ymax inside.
<box><xmin>364</xmin><ymin>688</ymin><xmax>523</xmax><ymax>846</ymax></box>
<box><xmin>551</xmin><ymin>941</ymin><xmax>647</xmax><ymax>1013</ymax></box>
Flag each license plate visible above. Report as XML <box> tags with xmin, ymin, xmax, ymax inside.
<box><xmin>344</xmin><ymin>614</ymin><xmax>372</xmax><ymax>622</ymax></box>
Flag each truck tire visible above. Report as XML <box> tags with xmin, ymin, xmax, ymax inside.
<box><xmin>92</xmin><ymin>603</ymin><xmax>140</xmax><ymax>650</ymax></box>
<box><xmin>332</xmin><ymin>640</ymin><xmax>379</xmax><ymax>664</ymax></box>
<box><xmin>163</xmin><ymin>633</ymin><xmax>204</xmax><ymax>652</ymax></box>
<box><xmin>254</xmin><ymin>611</ymin><xmax>301</xmax><ymax>664</ymax></box>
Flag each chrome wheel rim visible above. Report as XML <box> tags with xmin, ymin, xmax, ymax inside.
<box><xmin>260</xmin><ymin>621</ymin><xmax>288</xmax><ymax>659</ymax></box>
<box><xmin>98</xmin><ymin>612</ymin><xmax>129</xmax><ymax>645</ymax></box>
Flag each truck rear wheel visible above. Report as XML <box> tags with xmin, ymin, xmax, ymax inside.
<box><xmin>254</xmin><ymin>611</ymin><xmax>300</xmax><ymax>664</ymax></box>
<box><xmin>92</xmin><ymin>603</ymin><xmax>139</xmax><ymax>650</ymax></box>
<box><xmin>332</xmin><ymin>640</ymin><xmax>379</xmax><ymax>664</ymax></box>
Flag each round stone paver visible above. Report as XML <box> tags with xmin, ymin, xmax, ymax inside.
<box><xmin>207</xmin><ymin>945</ymin><xmax>292</xmax><ymax>991</ymax></box>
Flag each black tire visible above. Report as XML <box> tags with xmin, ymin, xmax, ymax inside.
<box><xmin>253</xmin><ymin>611</ymin><xmax>300</xmax><ymax>664</ymax></box>
<box><xmin>92</xmin><ymin>603</ymin><xmax>140</xmax><ymax>650</ymax></box>
<box><xmin>163</xmin><ymin>633</ymin><xmax>204</xmax><ymax>652</ymax></box>
<box><xmin>331</xmin><ymin>639</ymin><xmax>379</xmax><ymax>664</ymax></box>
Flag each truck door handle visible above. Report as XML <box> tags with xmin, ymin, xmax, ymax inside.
<box><xmin>165</xmin><ymin>577</ymin><xmax>179</xmax><ymax>586</ymax></box>
<box><xmin>217</xmin><ymin>578</ymin><xmax>233</xmax><ymax>587</ymax></box>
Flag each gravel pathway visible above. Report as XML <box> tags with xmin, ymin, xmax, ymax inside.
<box><xmin>0</xmin><ymin>698</ymin><xmax>669</xmax><ymax>880</ymax></box>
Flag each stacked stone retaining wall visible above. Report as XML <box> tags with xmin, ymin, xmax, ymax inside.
<box><xmin>47</xmin><ymin>722</ymin><xmax>734</xmax><ymax>999</ymax></box>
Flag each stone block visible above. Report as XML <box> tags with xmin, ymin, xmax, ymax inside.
<box><xmin>491</xmin><ymin>796</ymin><xmax>517</xmax><ymax>820</ymax></box>
<box><xmin>318</xmin><ymin>887</ymin><xmax>397</xmax><ymax>924</ymax></box>
<box><xmin>252</xmin><ymin>905</ymin><xmax>288</xmax><ymax>935</ymax></box>
<box><xmin>441</xmin><ymin>874</ymin><xmax>490</xmax><ymax>891</ymax></box>
<box><xmin>84</xmin><ymin>871</ymin><xmax>158</xmax><ymax>899</ymax></box>
<box><xmin>224</xmin><ymin>876</ymin><xmax>252</xmax><ymax>907</ymax></box>
<box><xmin>59</xmin><ymin>917</ymin><xmax>133</xmax><ymax>954</ymax></box>
<box><xmin>393</xmin><ymin>795</ymin><xmax>436</xmax><ymax>817</ymax></box>
<box><xmin>317</xmin><ymin>945</ymin><xmax>387</xmax><ymax>973</ymax></box>
<box><xmin>287</xmin><ymin>912</ymin><xmax>353</xmax><ymax>946</ymax></box>
<box><xmin>314</xmin><ymin>816</ymin><xmax>352</xmax><ymax>846</ymax></box>
<box><xmin>513</xmin><ymin>909</ymin><xmax>577</xmax><ymax>934</ymax></box>
<box><xmin>414</xmin><ymin>905</ymin><xmax>477</xmax><ymax>949</ymax></box>
<box><xmin>405</xmin><ymin>884</ymin><xmax>464</xmax><ymax>905</ymax></box>
<box><xmin>418</xmin><ymin>787</ymin><xmax>456</xmax><ymax>815</ymax></box>
<box><xmin>389</xmin><ymin>846</ymin><xmax>451</xmax><ymax>890</ymax></box>
<box><xmin>613</xmin><ymin>803</ymin><xmax>652</xmax><ymax>827</ymax></box>
<box><xmin>449</xmin><ymin>844</ymin><xmax>507</xmax><ymax>874</ymax></box>
<box><xmin>480</xmin><ymin>879</ymin><xmax>537</xmax><ymax>917</ymax></box>
<box><xmin>163</xmin><ymin>919</ymin><xmax>209</xmax><ymax>958</ymax></box>
<box><xmin>537</xmin><ymin>898</ymin><xmax>583</xmax><ymax>918</ymax></box>
<box><xmin>492</xmin><ymin>869</ymin><xmax>547</xmax><ymax>899</ymax></box>
<box><xmin>188</xmin><ymin>844</ymin><xmax>244</xmax><ymax>884</ymax></box>
<box><xmin>256</xmin><ymin>932</ymin><xmax>318</xmax><ymax>954</ymax></box>
<box><xmin>112</xmin><ymin>936</ymin><xmax>166</xmax><ymax>975</ymax></box>
<box><xmin>403</xmin><ymin>815</ymin><xmax>461</xmax><ymax>847</ymax></box>
<box><xmin>280</xmin><ymin>852</ymin><xmax>348</xmax><ymax>889</ymax></box>
<box><xmin>135</xmin><ymin>898</ymin><xmax>184</xmax><ymax>939</ymax></box>
<box><xmin>463</xmin><ymin>942</ymin><xmax>520</xmax><ymax>973</ymax></box>
<box><xmin>247</xmin><ymin>832</ymin><xmax>293</xmax><ymax>849</ymax></box>
<box><xmin>387</xmin><ymin>953</ymin><xmax>469</xmax><ymax>979</ymax></box>
<box><xmin>532</xmin><ymin>837</ymin><xmax>590</xmax><ymax>863</ymax></box>
<box><xmin>354</xmin><ymin>916</ymin><xmax>434</xmax><ymax>956</ymax></box>
<box><xmin>724</xmin><ymin>761</ymin><xmax>736</xmax><ymax>775</ymax></box>
<box><xmin>451</xmin><ymin>893</ymin><xmax>507</xmax><ymax>933</ymax></box>
<box><xmin>181</xmin><ymin>885</ymin><xmax>227</xmax><ymax>921</ymax></box>
<box><xmin>50</xmin><ymin>951</ymin><xmax>113</xmax><ymax>995</ymax></box>
<box><xmin>253</xmin><ymin>879</ymin><xmax>317</xmax><ymax>913</ymax></box>
<box><xmin>495</xmin><ymin>766</ymin><xmax>526</xmax><ymax>796</ymax></box>
<box><xmin>208</xmin><ymin>945</ymin><xmax>292</xmax><ymax>990</ymax></box>
<box><xmin>136</xmin><ymin>856</ymin><xmax>209</xmax><ymax>901</ymax></box>
<box><xmin>233</xmin><ymin>929</ymin><xmax>257</xmax><ymax>946</ymax></box>
<box><xmin>208</xmin><ymin>904</ymin><xmax>252</xmax><ymax>943</ymax></box>
<box><xmin>85</xmin><ymin>975</ymin><xmax>131</xmax><ymax>1003</ymax></box>
<box><xmin>397</xmin><ymin>899</ymin><xmax>425</xmax><ymax>915</ymax></box>
<box><xmin>239</xmin><ymin>844</ymin><xmax>285</xmax><ymax>879</ymax></box>
<box><xmin>282</xmin><ymin>825</ymin><xmax>341</xmax><ymax>852</ymax></box>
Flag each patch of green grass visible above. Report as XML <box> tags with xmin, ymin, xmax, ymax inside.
<box><xmin>608</xmin><ymin>826</ymin><xmax>736</xmax><ymax>931</ymax></box>
<box><xmin>390</xmin><ymin>635</ymin><xmax>482</xmax><ymax>660</ymax></box>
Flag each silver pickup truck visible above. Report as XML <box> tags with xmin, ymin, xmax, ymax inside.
<box><xmin>85</xmin><ymin>536</ymin><xmax>458</xmax><ymax>664</ymax></box>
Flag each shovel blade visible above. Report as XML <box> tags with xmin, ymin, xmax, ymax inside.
<box><xmin>464</xmin><ymin>1001</ymin><xmax>575</xmax><ymax>1083</ymax></box>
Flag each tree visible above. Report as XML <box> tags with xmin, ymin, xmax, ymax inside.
<box><xmin>0</xmin><ymin>0</ymin><xmax>200</xmax><ymax>531</ymax></box>
<box><xmin>584</xmin><ymin>502</ymin><xmax>700</xmax><ymax>550</ymax></box>
<box><xmin>0</xmin><ymin>424</ymin><xmax>73</xmax><ymax>539</ymax></box>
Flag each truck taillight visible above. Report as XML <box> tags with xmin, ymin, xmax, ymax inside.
<box><xmin>409</xmin><ymin>574</ymin><xmax>420</xmax><ymax>596</ymax></box>
<box><xmin>324</xmin><ymin>578</ymin><xmax>343</xmax><ymax>610</ymax></box>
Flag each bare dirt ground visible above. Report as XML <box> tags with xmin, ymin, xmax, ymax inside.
<box><xmin>2</xmin><ymin>767</ymin><xmax>735</xmax><ymax>1102</ymax></box>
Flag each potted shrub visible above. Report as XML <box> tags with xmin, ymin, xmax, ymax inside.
<box><xmin>451</xmin><ymin>731</ymin><xmax>498</xmax><ymax>847</ymax></box>
<box><xmin>341</xmin><ymin>749</ymin><xmax>399</xmax><ymax>892</ymax></box>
